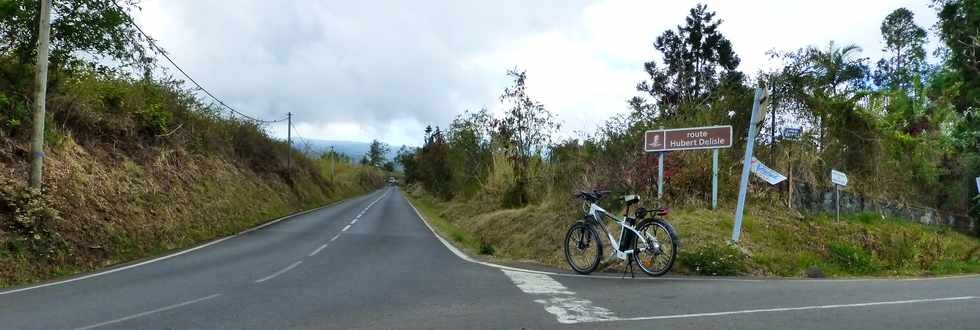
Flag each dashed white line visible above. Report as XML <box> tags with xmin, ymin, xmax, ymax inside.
<box><xmin>351</xmin><ymin>219</ymin><xmax>358</xmax><ymax>224</ymax></box>
<box><xmin>330</xmin><ymin>234</ymin><xmax>341</xmax><ymax>242</ymax></box>
<box><xmin>255</xmin><ymin>261</ymin><xmax>303</xmax><ymax>283</ymax></box>
<box><xmin>309</xmin><ymin>244</ymin><xmax>328</xmax><ymax>257</ymax></box>
<box><xmin>342</xmin><ymin>225</ymin><xmax>351</xmax><ymax>232</ymax></box>
<box><xmin>75</xmin><ymin>293</ymin><xmax>221</xmax><ymax>330</ymax></box>
<box><xmin>0</xmin><ymin>195</ymin><xmax>358</xmax><ymax>296</ymax></box>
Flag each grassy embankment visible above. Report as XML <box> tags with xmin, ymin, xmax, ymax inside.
<box><xmin>407</xmin><ymin>188</ymin><xmax>980</xmax><ymax>278</ymax></box>
<box><xmin>0</xmin><ymin>62</ymin><xmax>386</xmax><ymax>288</ymax></box>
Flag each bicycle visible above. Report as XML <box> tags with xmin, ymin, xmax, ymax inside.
<box><xmin>564</xmin><ymin>190</ymin><xmax>679</xmax><ymax>277</ymax></box>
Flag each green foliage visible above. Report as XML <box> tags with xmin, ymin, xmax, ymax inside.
<box><xmin>678</xmin><ymin>243</ymin><xmax>745</xmax><ymax>276</ymax></box>
<box><xmin>497</xmin><ymin>70</ymin><xmax>558</xmax><ymax>207</ymax></box>
<box><xmin>827</xmin><ymin>241</ymin><xmax>879</xmax><ymax>274</ymax></box>
<box><xmin>636</xmin><ymin>4</ymin><xmax>741</xmax><ymax>116</ymax></box>
<box><xmin>874</xmin><ymin>8</ymin><xmax>928</xmax><ymax>89</ymax></box>
<box><xmin>0</xmin><ymin>0</ymin><xmax>155</xmax><ymax>68</ymax></box>
<box><xmin>366</xmin><ymin>139</ymin><xmax>390</xmax><ymax>168</ymax></box>
<box><xmin>0</xmin><ymin>180</ymin><xmax>68</xmax><ymax>260</ymax></box>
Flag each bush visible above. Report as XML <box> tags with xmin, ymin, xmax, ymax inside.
<box><xmin>827</xmin><ymin>241</ymin><xmax>878</xmax><ymax>274</ymax></box>
<box><xmin>0</xmin><ymin>181</ymin><xmax>68</xmax><ymax>260</ymax></box>
<box><xmin>678</xmin><ymin>243</ymin><xmax>745</xmax><ymax>276</ymax></box>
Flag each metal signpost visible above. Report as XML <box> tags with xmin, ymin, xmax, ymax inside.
<box><xmin>645</xmin><ymin>125</ymin><xmax>733</xmax><ymax>208</ymax></box>
<box><xmin>732</xmin><ymin>87</ymin><xmax>766</xmax><ymax>243</ymax></box>
<box><xmin>783</xmin><ymin>127</ymin><xmax>801</xmax><ymax>208</ymax></box>
<box><xmin>831</xmin><ymin>170</ymin><xmax>848</xmax><ymax>222</ymax></box>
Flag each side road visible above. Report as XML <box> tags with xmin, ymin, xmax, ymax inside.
<box><xmin>0</xmin><ymin>187</ymin><xmax>977</xmax><ymax>329</ymax></box>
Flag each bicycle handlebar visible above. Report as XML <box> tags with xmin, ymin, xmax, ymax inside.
<box><xmin>574</xmin><ymin>190</ymin><xmax>611</xmax><ymax>202</ymax></box>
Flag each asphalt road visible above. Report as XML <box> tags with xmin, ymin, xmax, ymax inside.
<box><xmin>1</xmin><ymin>187</ymin><xmax>978</xmax><ymax>329</ymax></box>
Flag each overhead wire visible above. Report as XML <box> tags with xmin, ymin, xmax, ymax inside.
<box><xmin>111</xmin><ymin>1</ymin><xmax>286</xmax><ymax>125</ymax></box>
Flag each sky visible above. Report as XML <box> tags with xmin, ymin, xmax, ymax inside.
<box><xmin>133</xmin><ymin>0</ymin><xmax>940</xmax><ymax>147</ymax></box>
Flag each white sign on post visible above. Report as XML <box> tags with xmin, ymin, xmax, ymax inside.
<box><xmin>750</xmin><ymin>157</ymin><xmax>786</xmax><ymax>185</ymax></box>
<box><xmin>831</xmin><ymin>170</ymin><xmax>848</xmax><ymax>187</ymax></box>
<box><xmin>975</xmin><ymin>177</ymin><xmax>979</xmax><ymax>194</ymax></box>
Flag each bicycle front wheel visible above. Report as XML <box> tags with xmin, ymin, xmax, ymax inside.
<box><xmin>564</xmin><ymin>222</ymin><xmax>602</xmax><ymax>274</ymax></box>
<box><xmin>633</xmin><ymin>218</ymin><xmax>677</xmax><ymax>277</ymax></box>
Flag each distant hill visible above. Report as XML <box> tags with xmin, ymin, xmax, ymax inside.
<box><xmin>295</xmin><ymin>139</ymin><xmax>406</xmax><ymax>163</ymax></box>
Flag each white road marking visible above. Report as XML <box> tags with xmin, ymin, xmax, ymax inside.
<box><xmin>403</xmin><ymin>194</ymin><xmax>760</xmax><ymax>282</ymax></box>
<box><xmin>351</xmin><ymin>219</ymin><xmax>358</xmax><ymax>224</ymax></box>
<box><xmin>0</xmin><ymin>194</ymin><xmax>360</xmax><ymax>296</ymax></box>
<box><xmin>330</xmin><ymin>234</ymin><xmax>341</xmax><ymax>242</ymax></box>
<box><xmin>606</xmin><ymin>296</ymin><xmax>979</xmax><ymax>323</ymax></box>
<box><xmin>255</xmin><ymin>261</ymin><xmax>303</xmax><ymax>283</ymax></box>
<box><xmin>502</xmin><ymin>270</ymin><xmax>618</xmax><ymax>324</ymax></box>
<box><xmin>309</xmin><ymin>244</ymin><xmax>329</xmax><ymax>257</ymax></box>
<box><xmin>342</xmin><ymin>225</ymin><xmax>351</xmax><ymax>232</ymax></box>
<box><xmin>74</xmin><ymin>293</ymin><xmax>221</xmax><ymax>330</ymax></box>
<box><xmin>402</xmin><ymin>194</ymin><xmax>980</xmax><ymax>284</ymax></box>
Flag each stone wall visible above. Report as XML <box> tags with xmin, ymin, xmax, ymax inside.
<box><xmin>790</xmin><ymin>182</ymin><xmax>977</xmax><ymax>234</ymax></box>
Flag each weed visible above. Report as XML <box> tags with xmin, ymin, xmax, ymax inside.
<box><xmin>827</xmin><ymin>241</ymin><xmax>878</xmax><ymax>274</ymax></box>
<box><xmin>678</xmin><ymin>243</ymin><xmax>745</xmax><ymax>276</ymax></box>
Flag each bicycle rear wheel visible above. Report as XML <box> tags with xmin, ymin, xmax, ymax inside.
<box><xmin>564</xmin><ymin>222</ymin><xmax>602</xmax><ymax>274</ymax></box>
<box><xmin>632</xmin><ymin>219</ymin><xmax>677</xmax><ymax>277</ymax></box>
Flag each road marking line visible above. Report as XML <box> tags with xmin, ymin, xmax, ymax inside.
<box><xmin>74</xmin><ymin>293</ymin><xmax>221</xmax><ymax>330</ymax></box>
<box><xmin>604</xmin><ymin>296</ymin><xmax>979</xmax><ymax>323</ymax></box>
<box><xmin>255</xmin><ymin>261</ymin><xmax>303</xmax><ymax>283</ymax></box>
<box><xmin>330</xmin><ymin>234</ymin><xmax>341</xmax><ymax>242</ymax></box>
<box><xmin>351</xmin><ymin>219</ymin><xmax>358</xmax><ymax>224</ymax></box>
<box><xmin>342</xmin><ymin>225</ymin><xmax>351</xmax><ymax>232</ymax></box>
<box><xmin>0</xmin><ymin>193</ymin><xmax>365</xmax><ymax>296</ymax></box>
<box><xmin>402</xmin><ymin>193</ymin><xmax>761</xmax><ymax>282</ymax></box>
<box><xmin>501</xmin><ymin>269</ymin><xmax>618</xmax><ymax>324</ymax></box>
<box><xmin>309</xmin><ymin>244</ymin><xmax>328</xmax><ymax>257</ymax></box>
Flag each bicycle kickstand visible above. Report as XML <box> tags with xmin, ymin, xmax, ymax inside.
<box><xmin>622</xmin><ymin>257</ymin><xmax>635</xmax><ymax>279</ymax></box>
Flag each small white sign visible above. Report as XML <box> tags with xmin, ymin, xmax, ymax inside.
<box><xmin>831</xmin><ymin>170</ymin><xmax>848</xmax><ymax>187</ymax></box>
<box><xmin>975</xmin><ymin>177</ymin><xmax>979</xmax><ymax>194</ymax></box>
<box><xmin>750</xmin><ymin>157</ymin><xmax>787</xmax><ymax>185</ymax></box>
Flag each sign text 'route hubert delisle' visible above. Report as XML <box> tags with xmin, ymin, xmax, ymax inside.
<box><xmin>645</xmin><ymin>126</ymin><xmax>733</xmax><ymax>152</ymax></box>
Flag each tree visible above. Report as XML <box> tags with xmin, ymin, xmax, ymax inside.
<box><xmin>636</xmin><ymin>4</ymin><xmax>740</xmax><ymax>117</ymax></box>
<box><xmin>366</xmin><ymin>139</ymin><xmax>389</xmax><ymax>168</ymax></box>
<box><xmin>874</xmin><ymin>8</ymin><xmax>928</xmax><ymax>90</ymax></box>
<box><xmin>933</xmin><ymin>0</ymin><xmax>979</xmax><ymax>149</ymax></box>
<box><xmin>0</xmin><ymin>0</ymin><xmax>155</xmax><ymax>68</ymax></box>
<box><xmin>496</xmin><ymin>69</ymin><xmax>557</xmax><ymax>206</ymax></box>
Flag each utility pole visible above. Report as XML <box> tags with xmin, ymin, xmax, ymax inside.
<box><xmin>330</xmin><ymin>146</ymin><xmax>335</xmax><ymax>179</ymax></box>
<box><xmin>286</xmin><ymin>112</ymin><xmax>292</xmax><ymax>174</ymax></box>
<box><xmin>29</xmin><ymin>0</ymin><xmax>52</xmax><ymax>190</ymax></box>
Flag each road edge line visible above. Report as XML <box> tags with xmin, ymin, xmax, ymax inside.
<box><xmin>0</xmin><ymin>189</ymin><xmax>384</xmax><ymax>295</ymax></box>
<box><xmin>401</xmin><ymin>192</ymin><xmax>979</xmax><ymax>283</ymax></box>
<box><xmin>401</xmin><ymin>192</ymin><xmax>733</xmax><ymax>281</ymax></box>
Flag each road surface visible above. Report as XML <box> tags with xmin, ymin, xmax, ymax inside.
<box><xmin>1</xmin><ymin>187</ymin><xmax>978</xmax><ymax>329</ymax></box>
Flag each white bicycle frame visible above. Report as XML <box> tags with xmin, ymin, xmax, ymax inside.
<box><xmin>586</xmin><ymin>203</ymin><xmax>653</xmax><ymax>261</ymax></box>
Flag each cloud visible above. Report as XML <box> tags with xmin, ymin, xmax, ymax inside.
<box><xmin>134</xmin><ymin>0</ymin><xmax>940</xmax><ymax>146</ymax></box>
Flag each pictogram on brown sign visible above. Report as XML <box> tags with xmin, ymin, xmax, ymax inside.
<box><xmin>644</xmin><ymin>126</ymin><xmax>733</xmax><ymax>152</ymax></box>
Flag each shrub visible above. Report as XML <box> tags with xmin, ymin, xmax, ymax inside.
<box><xmin>827</xmin><ymin>241</ymin><xmax>878</xmax><ymax>274</ymax></box>
<box><xmin>0</xmin><ymin>181</ymin><xmax>68</xmax><ymax>260</ymax></box>
<box><xmin>678</xmin><ymin>243</ymin><xmax>745</xmax><ymax>276</ymax></box>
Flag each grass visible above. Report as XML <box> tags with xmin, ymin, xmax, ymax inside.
<box><xmin>408</xmin><ymin>189</ymin><xmax>980</xmax><ymax>278</ymax></box>
<box><xmin>405</xmin><ymin>191</ymin><xmax>486</xmax><ymax>256</ymax></box>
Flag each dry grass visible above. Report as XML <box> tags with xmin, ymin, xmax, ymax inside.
<box><xmin>409</xmin><ymin>189</ymin><xmax>980</xmax><ymax>277</ymax></box>
<box><xmin>0</xmin><ymin>136</ymin><xmax>380</xmax><ymax>288</ymax></box>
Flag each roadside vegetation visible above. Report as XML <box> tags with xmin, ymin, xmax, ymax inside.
<box><xmin>0</xmin><ymin>1</ymin><xmax>390</xmax><ymax>287</ymax></box>
<box><xmin>401</xmin><ymin>1</ymin><xmax>980</xmax><ymax>277</ymax></box>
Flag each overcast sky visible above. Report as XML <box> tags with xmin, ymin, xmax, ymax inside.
<box><xmin>134</xmin><ymin>0</ymin><xmax>939</xmax><ymax>147</ymax></box>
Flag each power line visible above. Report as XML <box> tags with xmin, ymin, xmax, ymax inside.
<box><xmin>111</xmin><ymin>1</ymin><xmax>284</xmax><ymax>124</ymax></box>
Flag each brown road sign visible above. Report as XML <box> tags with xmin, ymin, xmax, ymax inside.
<box><xmin>645</xmin><ymin>125</ymin><xmax>732</xmax><ymax>152</ymax></box>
